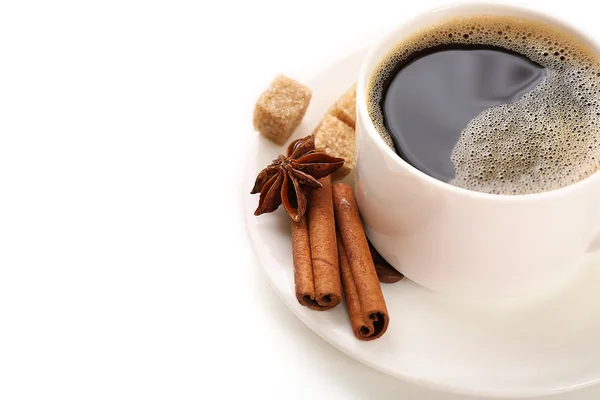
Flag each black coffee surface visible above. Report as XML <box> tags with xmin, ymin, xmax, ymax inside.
<box><xmin>381</xmin><ymin>45</ymin><xmax>546</xmax><ymax>182</ymax></box>
<box><xmin>368</xmin><ymin>16</ymin><xmax>600</xmax><ymax>195</ymax></box>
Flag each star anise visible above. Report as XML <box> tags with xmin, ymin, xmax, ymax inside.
<box><xmin>251</xmin><ymin>135</ymin><xmax>344</xmax><ymax>222</ymax></box>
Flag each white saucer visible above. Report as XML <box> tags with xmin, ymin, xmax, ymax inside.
<box><xmin>243</xmin><ymin>48</ymin><xmax>600</xmax><ymax>398</ymax></box>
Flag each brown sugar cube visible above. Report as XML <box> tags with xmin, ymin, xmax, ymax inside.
<box><xmin>328</xmin><ymin>83</ymin><xmax>356</xmax><ymax>129</ymax></box>
<box><xmin>253</xmin><ymin>75</ymin><xmax>312</xmax><ymax>145</ymax></box>
<box><xmin>314</xmin><ymin>114</ymin><xmax>356</xmax><ymax>178</ymax></box>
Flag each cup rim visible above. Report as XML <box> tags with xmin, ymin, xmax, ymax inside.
<box><xmin>357</xmin><ymin>1</ymin><xmax>600</xmax><ymax>203</ymax></box>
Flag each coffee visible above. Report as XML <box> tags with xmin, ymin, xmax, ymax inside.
<box><xmin>368</xmin><ymin>16</ymin><xmax>600</xmax><ymax>195</ymax></box>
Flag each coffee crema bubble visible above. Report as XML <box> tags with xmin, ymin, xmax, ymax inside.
<box><xmin>368</xmin><ymin>16</ymin><xmax>600</xmax><ymax>195</ymax></box>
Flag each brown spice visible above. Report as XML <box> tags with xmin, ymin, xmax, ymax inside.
<box><xmin>333</xmin><ymin>183</ymin><xmax>389</xmax><ymax>340</ymax></box>
<box><xmin>292</xmin><ymin>176</ymin><xmax>342</xmax><ymax>310</ymax></box>
<box><xmin>369</xmin><ymin>241</ymin><xmax>404</xmax><ymax>284</ymax></box>
<box><xmin>251</xmin><ymin>135</ymin><xmax>344</xmax><ymax>222</ymax></box>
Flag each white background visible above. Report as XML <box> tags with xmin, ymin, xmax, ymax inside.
<box><xmin>2</xmin><ymin>0</ymin><xmax>600</xmax><ymax>399</ymax></box>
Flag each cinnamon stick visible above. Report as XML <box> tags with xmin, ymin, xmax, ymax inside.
<box><xmin>374</xmin><ymin>261</ymin><xmax>404</xmax><ymax>284</ymax></box>
<box><xmin>333</xmin><ymin>183</ymin><xmax>389</xmax><ymax>340</ymax></box>
<box><xmin>291</xmin><ymin>215</ymin><xmax>314</xmax><ymax>305</ymax></box>
<box><xmin>291</xmin><ymin>176</ymin><xmax>342</xmax><ymax>311</ymax></box>
<box><xmin>369</xmin><ymin>241</ymin><xmax>404</xmax><ymax>284</ymax></box>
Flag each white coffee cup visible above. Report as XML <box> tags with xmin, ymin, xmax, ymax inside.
<box><xmin>355</xmin><ymin>2</ymin><xmax>600</xmax><ymax>299</ymax></box>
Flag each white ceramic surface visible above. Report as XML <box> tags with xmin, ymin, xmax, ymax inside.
<box><xmin>356</xmin><ymin>3</ymin><xmax>600</xmax><ymax>299</ymax></box>
<box><xmin>245</xmin><ymin>47</ymin><xmax>600</xmax><ymax>398</ymax></box>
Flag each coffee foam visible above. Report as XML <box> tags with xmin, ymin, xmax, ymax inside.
<box><xmin>368</xmin><ymin>16</ymin><xmax>600</xmax><ymax>194</ymax></box>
